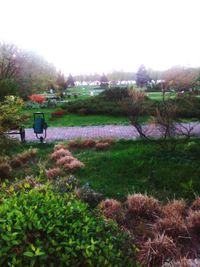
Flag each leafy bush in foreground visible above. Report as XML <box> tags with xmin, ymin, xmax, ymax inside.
<box><xmin>0</xmin><ymin>188</ymin><xmax>136</xmax><ymax>266</ymax></box>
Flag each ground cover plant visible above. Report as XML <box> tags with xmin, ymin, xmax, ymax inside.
<box><xmin>0</xmin><ymin>187</ymin><xmax>136</xmax><ymax>266</ymax></box>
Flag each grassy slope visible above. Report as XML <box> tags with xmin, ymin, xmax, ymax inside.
<box><xmin>6</xmin><ymin>139</ymin><xmax>200</xmax><ymax>201</ymax></box>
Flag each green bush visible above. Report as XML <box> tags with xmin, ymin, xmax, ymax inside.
<box><xmin>101</xmin><ymin>87</ymin><xmax>130</xmax><ymax>101</ymax></box>
<box><xmin>0</xmin><ymin>188</ymin><xmax>136</xmax><ymax>266</ymax></box>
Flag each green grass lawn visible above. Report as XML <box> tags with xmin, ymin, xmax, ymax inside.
<box><xmin>20</xmin><ymin>108</ymin><xmax>130</xmax><ymax>127</ymax></box>
<box><xmin>5</xmin><ymin>139</ymin><xmax>200</xmax><ymax>201</ymax></box>
<box><xmin>145</xmin><ymin>91</ymin><xmax>176</xmax><ymax>100</ymax></box>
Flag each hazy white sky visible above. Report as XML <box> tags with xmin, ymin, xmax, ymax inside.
<box><xmin>0</xmin><ymin>0</ymin><xmax>200</xmax><ymax>74</ymax></box>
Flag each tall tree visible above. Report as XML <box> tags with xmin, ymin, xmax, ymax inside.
<box><xmin>100</xmin><ymin>73</ymin><xmax>109</xmax><ymax>88</ymax></box>
<box><xmin>136</xmin><ymin>65</ymin><xmax>151</xmax><ymax>88</ymax></box>
<box><xmin>66</xmin><ymin>74</ymin><xmax>75</xmax><ymax>87</ymax></box>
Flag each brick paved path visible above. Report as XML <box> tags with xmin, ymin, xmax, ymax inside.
<box><xmin>9</xmin><ymin>122</ymin><xmax>200</xmax><ymax>142</ymax></box>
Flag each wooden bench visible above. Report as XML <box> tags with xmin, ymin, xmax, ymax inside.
<box><xmin>6</xmin><ymin>127</ymin><xmax>26</xmax><ymax>142</ymax></box>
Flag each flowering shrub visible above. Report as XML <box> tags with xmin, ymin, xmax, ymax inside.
<box><xmin>29</xmin><ymin>94</ymin><xmax>46</xmax><ymax>104</ymax></box>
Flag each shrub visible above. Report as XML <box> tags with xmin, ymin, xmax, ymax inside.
<box><xmin>76</xmin><ymin>183</ymin><xmax>103</xmax><ymax>208</ymax></box>
<box><xmin>0</xmin><ymin>162</ymin><xmax>12</xmax><ymax>179</ymax></box>
<box><xmin>46</xmin><ymin>168</ymin><xmax>63</xmax><ymax>180</ymax></box>
<box><xmin>101</xmin><ymin>87</ymin><xmax>130</xmax><ymax>101</ymax></box>
<box><xmin>12</xmin><ymin>177</ymin><xmax>38</xmax><ymax>192</ymax></box>
<box><xmin>23</xmin><ymin>102</ymin><xmax>40</xmax><ymax>109</ymax></box>
<box><xmin>54</xmin><ymin>176</ymin><xmax>80</xmax><ymax>193</ymax></box>
<box><xmin>51</xmin><ymin>110</ymin><xmax>66</xmax><ymax>118</ymax></box>
<box><xmin>127</xmin><ymin>193</ymin><xmax>160</xmax><ymax>219</ymax></box>
<box><xmin>137</xmin><ymin>234</ymin><xmax>177</xmax><ymax>267</ymax></box>
<box><xmin>0</xmin><ymin>188</ymin><xmax>136</xmax><ymax>266</ymax></box>
<box><xmin>29</xmin><ymin>94</ymin><xmax>46</xmax><ymax>104</ymax></box>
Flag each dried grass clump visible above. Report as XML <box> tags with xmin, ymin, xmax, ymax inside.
<box><xmin>162</xmin><ymin>200</ymin><xmax>187</xmax><ymax>218</ymax></box>
<box><xmin>191</xmin><ymin>198</ymin><xmax>200</xmax><ymax>211</ymax></box>
<box><xmin>81</xmin><ymin>139</ymin><xmax>96</xmax><ymax>148</ymax></box>
<box><xmin>56</xmin><ymin>156</ymin><xmax>75</xmax><ymax>166</ymax></box>
<box><xmin>46</xmin><ymin>168</ymin><xmax>63</xmax><ymax>180</ymax></box>
<box><xmin>50</xmin><ymin>148</ymin><xmax>72</xmax><ymax>160</ymax></box>
<box><xmin>154</xmin><ymin>216</ymin><xmax>188</xmax><ymax>239</ymax></box>
<box><xmin>95</xmin><ymin>142</ymin><xmax>110</xmax><ymax>150</ymax></box>
<box><xmin>0</xmin><ymin>162</ymin><xmax>12</xmax><ymax>179</ymax></box>
<box><xmin>187</xmin><ymin>210</ymin><xmax>200</xmax><ymax>233</ymax></box>
<box><xmin>127</xmin><ymin>193</ymin><xmax>160</xmax><ymax>219</ymax></box>
<box><xmin>10</xmin><ymin>158</ymin><xmax>23</xmax><ymax>168</ymax></box>
<box><xmin>67</xmin><ymin>139</ymin><xmax>96</xmax><ymax>149</ymax></box>
<box><xmin>137</xmin><ymin>234</ymin><xmax>177</xmax><ymax>267</ymax></box>
<box><xmin>67</xmin><ymin>140</ymin><xmax>79</xmax><ymax>149</ymax></box>
<box><xmin>98</xmin><ymin>138</ymin><xmax>115</xmax><ymax>145</ymax></box>
<box><xmin>175</xmin><ymin>257</ymin><xmax>198</xmax><ymax>267</ymax></box>
<box><xmin>17</xmin><ymin>148</ymin><xmax>38</xmax><ymax>164</ymax></box>
<box><xmin>54</xmin><ymin>143</ymin><xmax>68</xmax><ymax>151</ymax></box>
<box><xmin>63</xmin><ymin>159</ymin><xmax>85</xmax><ymax>171</ymax></box>
<box><xmin>99</xmin><ymin>199</ymin><xmax>123</xmax><ymax>221</ymax></box>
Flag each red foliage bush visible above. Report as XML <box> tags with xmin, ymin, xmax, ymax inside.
<box><xmin>29</xmin><ymin>94</ymin><xmax>46</xmax><ymax>104</ymax></box>
<box><xmin>51</xmin><ymin>110</ymin><xmax>66</xmax><ymax>118</ymax></box>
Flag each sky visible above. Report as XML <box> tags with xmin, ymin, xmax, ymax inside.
<box><xmin>0</xmin><ymin>0</ymin><xmax>200</xmax><ymax>75</ymax></box>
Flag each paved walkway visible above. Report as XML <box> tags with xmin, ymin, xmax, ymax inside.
<box><xmin>9</xmin><ymin>122</ymin><xmax>200</xmax><ymax>142</ymax></box>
